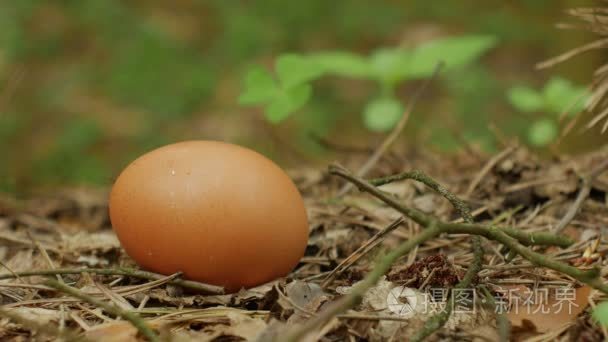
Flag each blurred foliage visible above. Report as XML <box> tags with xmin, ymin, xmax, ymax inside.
<box><xmin>594</xmin><ymin>302</ymin><xmax>608</xmax><ymax>327</ymax></box>
<box><xmin>34</xmin><ymin>119</ymin><xmax>108</xmax><ymax>185</ymax></box>
<box><xmin>239</xmin><ymin>36</ymin><xmax>497</xmax><ymax>130</ymax></box>
<box><xmin>507</xmin><ymin>77</ymin><xmax>589</xmax><ymax>146</ymax></box>
<box><xmin>0</xmin><ymin>0</ymin><xmax>603</xmax><ymax>192</ymax></box>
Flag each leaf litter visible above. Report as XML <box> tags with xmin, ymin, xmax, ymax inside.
<box><xmin>1</xmin><ymin>145</ymin><xmax>608</xmax><ymax>341</ymax></box>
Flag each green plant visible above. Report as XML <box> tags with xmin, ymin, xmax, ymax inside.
<box><xmin>239</xmin><ymin>35</ymin><xmax>497</xmax><ymax>132</ymax></box>
<box><xmin>507</xmin><ymin>76</ymin><xmax>588</xmax><ymax>146</ymax></box>
<box><xmin>593</xmin><ymin>302</ymin><xmax>608</xmax><ymax>327</ymax></box>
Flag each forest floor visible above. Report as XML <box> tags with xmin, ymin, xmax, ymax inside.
<box><xmin>1</xmin><ymin>144</ymin><xmax>608</xmax><ymax>341</ymax></box>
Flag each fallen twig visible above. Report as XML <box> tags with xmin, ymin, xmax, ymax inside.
<box><xmin>0</xmin><ymin>267</ymin><xmax>224</xmax><ymax>294</ymax></box>
<box><xmin>371</xmin><ymin>170</ymin><xmax>473</xmax><ymax>222</ymax></box>
<box><xmin>321</xmin><ymin>218</ymin><xmax>404</xmax><ymax>288</ymax></box>
<box><xmin>25</xmin><ymin>230</ymin><xmax>63</xmax><ymax>283</ymax></box>
<box><xmin>330</xmin><ymin>165</ymin><xmax>606</xmax><ymax>289</ymax></box>
<box><xmin>554</xmin><ymin>157</ymin><xmax>608</xmax><ymax>233</ymax></box>
<box><xmin>412</xmin><ymin>236</ymin><xmax>483</xmax><ymax>342</ymax></box>
<box><xmin>338</xmin><ymin>165</ymin><xmax>574</xmax><ymax>248</ymax></box>
<box><xmin>45</xmin><ymin>279</ymin><xmax>160</xmax><ymax>342</ymax></box>
<box><xmin>465</xmin><ymin>145</ymin><xmax>516</xmax><ymax>197</ymax></box>
<box><xmin>0</xmin><ymin>308</ymin><xmax>87</xmax><ymax>342</ymax></box>
<box><xmin>283</xmin><ymin>223</ymin><xmax>443</xmax><ymax>342</ymax></box>
<box><xmin>284</xmin><ymin>165</ymin><xmax>592</xmax><ymax>341</ymax></box>
<box><xmin>536</xmin><ymin>38</ymin><xmax>608</xmax><ymax>69</ymax></box>
<box><xmin>370</xmin><ymin>168</ymin><xmax>483</xmax><ymax>341</ymax></box>
<box><xmin>378</xmin><ymin>170</ymin><xmax>482</xmax><ymax>341</ymax></box>
<box><xmin>480</xmin><ymin>286</ymin><xmax>509</xmax><ymax>342</ymax></box>
<box><xmin>0</xmin><ymin>260</ymin><xmax>22</xmax><ymax>282</ymax></box>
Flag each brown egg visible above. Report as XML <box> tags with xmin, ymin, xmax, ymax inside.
<box><xmin>109</xmin><ymin>141</ymin><xmax>309</xmax><ymax>292</ymax></box>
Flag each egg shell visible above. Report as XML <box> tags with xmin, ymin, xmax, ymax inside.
<box><xmin>109</xmin><ymin>141</ymin><xmax>309</xmax><ymax>292</ymax></box>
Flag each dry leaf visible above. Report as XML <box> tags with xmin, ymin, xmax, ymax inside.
<box><xmin>280</xmin><ymin>281</ymin><xmax>329</xmax><ymax>324</ymax></box>
<box><xmin>221</xmin><ymin>312</ymin><xmax>267</xmax><ymax>340</ymax></box>
<box><xmin>61</xmin><ymin>231</ymin><xmax>120</xmax><ymax>252</ymax></box>
<box><xmin>533</xmin><ymin>165</ymin><xmax>577</xmax><ymax>197</ymax></box>
<box><xmin>361</xmin><ymin>278</ymin><xmax>394</xmax><ymax>311</ymax></box>
<box><xmin>412</xmin><ymin>193</ymin><xmax>439</xmax><ymax>214</ymax></box>
<box><xmin>507</xmin><ymin>285</ymin><xmax>591</xmax><ymax>333</ymax></box>
<box><xmin>76</xmin><ymin>254</ymin><xmax>110</xmax><ymax>267</ymax></box>
<box><xmin>285</xmin><ymin>281</ymin><xmax>326</xmax><ymax>308</ymax></box>
<box><xmin>168</xmin><ymin>312</ymin><xmax>267</xmax><ymax>341</ymax></box>
<box><xmin>9</xmin><ymin>308</ymin><xmax>61</xmax><ymax>326</ymax></box>
<box><xmin>85</xmin><ymin>321</ymin><xmax>138</xmax><ymax>342</ymax></box>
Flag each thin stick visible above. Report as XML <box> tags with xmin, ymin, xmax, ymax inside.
<box><xmin>321</xmin><ymin>218</ymin><xmax>404</xmax><ymax>288</ymax></box>
<box><xmin>0</xmin><ymin>260</ymin><xmax>22</xmax><ymax>282</ymax></box>
<box><xmin>370</xmin><ymin>170</ymin><xmax>473</xmax><ymax>222</ymax></box>
<box><xmin>336</xmin><ymin>62</ymin><xmax>444</xmax><ymax>197</ymax></box>
<box><xmin>283</xmin><ymin>224</ymin><xmax>443</xmax><ymax>342</ymax></box>
<box><xmin>465</xmin><ymin>145</ymin><xmax>516</xmax><ymax>197</ymax></box>
<box><xmin>333</xmin><ymin>165</ymin><xmax>574</xmax><ymax>248</ymax></box>
<box><xmin>0</xmin><ymin>267</ymin><xmax>224</xmax><ymax>294</ymax></box>
<box><xmin>0</xmin><ymin>308</ymin><xmax>87</xmax><ymax>342</ymax></box>
<box><xmin>330</xmin><ymin>166</ymin><xmax>606</xmax><ymax>290</ymax></box>
<box><xmin>26</xmin><ymin>230</ymin><xmax>63</xmax><ymax>282</ymax></box>
<box><xmin>480</xmin><ymin>286</ymin><xmax>510</xmax><ymax>342</ymax></box>
<box><xmin>285</xmin><ymin>166</ymin><xmax>595</xmax><ymax>341</ymax></box>
<box><xmin>554</xmin><ymin>158</ymin><xmax>608</xmax><ymax>233</ymax></box>
<box><xmin>412</xmin><ymin>236</ymin><xmax>482</xmax><ymax>342</ymax></box>
<box><xmin>45</xmin><ymin>279</ymin><xmax>160</xmax><ymax>342</ymax></box>
<box><xmin>372</xmin><ymin>168</ymin><xmax>483</xmax><ymax>341</ymax></box>
<box><xmin>0</xmin><ymin>232</ymin><xmax>61</xmax><ymax>254</ymax></box>
<box><xmin>337</xmin><ymin>313</ymin><xmax>422</xmax><ymax>322</ymax></box>
<box><xmin>443</xmin><ymin>222</ymin><xmax>573</xmax><ymax>247</ymax></box>
<box><xmin>309</xmin><ymin>132</ymin><xmax>372</xmax><ymax>154</ymax></box>
<box><xmin>118</xmin><ymin>272</ymin><xmax>183</xmax><ymax>297</ymax></box>
<box><xmin>536</xmin><ymin>37</ymin><xmax>608</xmax><ymax>69</ymax></box>
<box><xmin>503</xmin><ymin>177</ymin><xmax>569</xmax><ymax>193</ymax></box>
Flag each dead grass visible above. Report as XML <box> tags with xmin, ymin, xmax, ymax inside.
<box><xmin>1</xmin><ymin>146</ymin><xmax>608</xmax><ymax>341</ymax></box>
<box><xmin>539</xmin><ymin>5</ymin><xmax>608</xmax><ymax>133</ymax></box>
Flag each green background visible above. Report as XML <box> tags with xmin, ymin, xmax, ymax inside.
<box><xmin>0</xmin><ymin>0</ymin><xmax>605</xmax><ymax>193</ymax></box>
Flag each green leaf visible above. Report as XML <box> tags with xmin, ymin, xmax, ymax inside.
<box><xmin>265</xmin><ymin>83</ymin><xmax>312</xmax><ymax>123</ymax></box>
<box><xmin>543</xmin><ymin>77</ymin><xmax>588</xmax><ymax>116</ymax></box>
<box><xmin>309</xmin><ymin>52</ymin><xmax>371</xmax><ymax>78</ymax></box>
<box><xmin>238</xmin><ymin>66</ymin><xmax>279</xmax><ymax>105</ymax></box>
<box><xmin>543</xmin><ymin>77</ymin><xmax>571</xmax><ymax>100</ymax></box>
<box><xmin>567</xmin><ymin>88</ymin><xmax>589</xmax><ymax>116</ymax></box>
<box><xmin>369</xmin><ymin>48</ymin><xmax>411</xmax><ymax>85</ymax></box>
<box><xmin>276</xmin><ymin>54</ymin><xmax>323</xmax><ymax>88</ymax></box>
<box><xmin>240</xmin><ymin>61</ymin><xmax>316</xmax><ymax>123</ymax></box>
<box><xmin>408</xmin><ymin>35</ymin><xmax>497</xmax><ymax>79</ymax></box>
<box><xmin>593</xmin><ymin>302</ymin><xmax>608</xmax><ymax>327</ymax></box>
<box><xmin>507</xmin><ymin>86</ymin><xmax>543</xmax><ymax>112</ymax></box>
<box><xmin>528</xmin><ymin>118</ymin><xmax>558</xmax><ymax>147</ymax></box>
<box><xmin>362</xmin><ymin>97</ymin><xmax>404</xmax><ymax>132</ymax></box>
